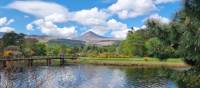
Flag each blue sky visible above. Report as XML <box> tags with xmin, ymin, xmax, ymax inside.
<box><xmin>0</xmin><ymin>0</ymin><xmax>182</xmax><ymax>39</ymax></box>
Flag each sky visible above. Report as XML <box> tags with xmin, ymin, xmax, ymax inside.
<box><xmin>0</xmin><ymin>0</ymin><xmax>183</xmax><ymax>39</ymax></box>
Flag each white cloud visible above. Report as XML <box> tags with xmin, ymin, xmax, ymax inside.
<box><xmin>132</xmin><ymin>25</ymin><xmax>147</xmax><ymax>31</ymax></box>
<box><xmin>111</xmin><ymin>30</ymin><xmax>129</xmax><ymax>39</ymax></box>
<box><xmin>7</xmin><ymin>1</ymin><xmax>69</xmax><ymax>22</ymax></box>
<box><xmin>72</xmin><ymin>7</ymin><xmax>108</xmax><ymax>26</ymax></box>
<box><xmin>0</xmin><ymin>17</ymin><xmax>14</xmax><ymax>26</ymax></box>
<box><xmin>107</xmin><ymin>19</ymin><xmax>130</xmax><ymax>39</ymax></box>
<box><xmin>84</xmin><ymin>19</ymin><xmax>130</xmax><ymax>39</ymax></box>
<box><xmin>155</xmin><ymin>0</ymin><xmax>178</xmax><ymax>4</ymax></box>
<box><xmin>88</xmin><ymin>26</ymin><xmax>108</xmax><ymax>35</ymax></box>
<box><xmin>108</xmin><ymin>0</ymin><xmax>156</xmax><ymax>19</ymax></box>
<box><xmin>7</xmin><ymin>0</ymin><xmax>176</xmax><ymax>39</ymax></box>
<box><xmin>29</xmin><ymin>19</ymin><xmax>77</xmax><ymax>39</ymax></box>
<box><xmin>44</xmin><ymin>13</ymin><xmax>68</xmax><ymax>23</ymax></box>
<box><xmin>147</xmin><ymin>13</ymin><xmax>170</xmax><ymax>24</ymax></box>
<box><xmin>26</xmin><ymin>24</ymin><xmax>33</xmax><ymax>31</ymax></box>
<box><xmin>0</xmin><ymin>17</ymin><xmax>15</xmax><ymax>33</ymax></box>
<box><xmin>0</xmin><ymin>27</ymin><xmax>15</xmax><ymax>32</ymax></box>
<box><xmin>107</xmin><ymin>19</ymin><xmax>127</xmax><ymax>31</ymax></box>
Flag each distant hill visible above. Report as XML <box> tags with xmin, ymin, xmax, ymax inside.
<box><xmin>79</xmin><ymin>31</ymin><xmax>111</xmax><ymax>40</ymax></box>
<box><xmin>25</xmin><ymin>35</ymin><xmax>58</xmax><ymax>42</ymax></box>
<box><xmin>78</xmin><ymin>31</ymin><xmax>121</xmax><ymax>46</ymax></box>
<box><xmin>48</xmin><ymin>39</ymin><xmax>85</xmax><ymax>46</ymax></box>
<box><xmin>0</xmin><ymin>31</ymin><xmax>121</xmax><ymax>46</ymax></box>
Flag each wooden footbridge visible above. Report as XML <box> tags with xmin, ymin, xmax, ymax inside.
<box><xmin>0</xmin><ymin>55</ymin><xmax>79</xmax><ymax>67</ymax></box>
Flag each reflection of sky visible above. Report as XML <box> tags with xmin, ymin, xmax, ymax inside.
<box><xmin>0</xmin><ymin>65</ymin><xmax>178</xmax><ymax>88</ymax></box>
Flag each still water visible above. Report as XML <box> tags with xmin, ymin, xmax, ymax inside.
<box><xmin>0</xmin><ymin>65</ymin><xmax>194</xmax><ymax>88</ymax></box>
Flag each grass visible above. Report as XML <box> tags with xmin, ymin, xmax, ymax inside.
<box><xmin>71</xmin><ymin>57</ymin><xmax>189</xmax><ymax>68</ymax></box>
<box><xmin>0</xmin><ymin>57</ymin><xmax>189</xmax><ymax>68</ymax></box>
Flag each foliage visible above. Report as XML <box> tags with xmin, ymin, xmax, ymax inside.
<box><xmin>145</xmin><ymin>37</ymin><xmax>175</xmax><ymax>61</ymax></box>
<box><xmin>119</xmin><ymin>31</ymin><xmax>146</xmax><ymax>57</ymax></box>
<box><xmin>145</xmin><ymin>37</ymin><xmax>162</xmax><ymax>57</ymax></box>
<box><xmin>176</xmin><ymin>0</ymin><xmax>200</xmax><ymax>66</ymax></box>
<box><xmin>2</xmin><ymin>32</ymin><xmax>25</xmax><ymax>47</ymax></box>
<box><xmin>32</xmin><ymin>42</ymin><xmax>47</xmax><ymax>56</ymax></box>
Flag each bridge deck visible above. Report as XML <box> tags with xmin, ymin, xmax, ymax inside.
<box><xmin>0</xmin><ymin>56</ymin><xmax>78</xmax><ymax>67</ymax></box>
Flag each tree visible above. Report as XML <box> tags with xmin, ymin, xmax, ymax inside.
<box><xmin>2</xmin><ymin>32</ymin><xmax>25</xmax><ymax>47</ymax></box>
<box><xmin>145</xmin><ymin>19</ymin><xmax>171</xmax><ymax>45</ymax></box>
<box><xmin>119</xmin><ymin>31</ymin><xmax>146</xmax><ymax>57</ymax></box>
<box><xmin>145</xmin><ymin>37</ymin><xmax>175</xmax><ymax>61</ymax></box>
<box><xmin>32</xmin><ymin>42</ymin><xmax>47</xmax><ymax>56</ymax></box>
<box><xmin>176</xmin><ymin>0</ymin><xmax>200</xmax><ymax>66</ymax></box>
<box><xmin>47</xmin><ymin>44</ymin><xmax>62</xmax><ymax>56</ymax></box>
<box><xmin>145</xmin><ymin>37</ymin><xmax>162</xmax><ymax>57</ymax></box>
<box><xmin>21</xmin><ymin>38</ymin><xmax>38</xmax><ymax>57</ymax></box>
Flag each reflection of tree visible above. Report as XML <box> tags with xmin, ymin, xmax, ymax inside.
<box><xmin>168</xmin><ymin>68</ymin><xmax>200</xmax><ymax>88</ymax></box>
<box><xmin>125</xmin><ymin>67</ymin><xmax>200</xmax><ymax>88</ymax></box>
<box><xmin>124</xmin><ymin>68</ymin><xmax>169</xmax><ymax>88</ymax></box>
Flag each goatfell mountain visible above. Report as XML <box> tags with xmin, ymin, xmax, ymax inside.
<box><xmin>0</xmin><ymin>31</ymin><xmax>121</xmax><ymax>46</ymax></box>
<box><xmin>78</xmin><ymin>31</ymin><xmax>120</xmax><ymax>46</ymax></box>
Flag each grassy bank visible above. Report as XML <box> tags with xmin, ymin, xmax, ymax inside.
<box><xmin>1</xmin><ymin>57</ymin><xmax>189</xmax><ymax>68</ymax></box>
<box><xmin>68</xmin><ymin>57</ymin><xmax>189</xmax><ymax>68</ymax></box>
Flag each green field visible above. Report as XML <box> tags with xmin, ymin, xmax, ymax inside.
<box><xmin>71</xmin><ymin>57</ymin><xmax>188</xmax><ymax>68</ymax></box>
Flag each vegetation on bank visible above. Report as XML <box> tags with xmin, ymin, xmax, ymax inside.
<box><xmin>74</xmin><ymin>57</ymin><xmax>187</xmax><ymax>67</ymax></box>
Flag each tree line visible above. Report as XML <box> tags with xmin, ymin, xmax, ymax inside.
<box><xmin>119</xmin><ymin>0</ymin><xmax>200</xmax><ymax>66</ymax></box>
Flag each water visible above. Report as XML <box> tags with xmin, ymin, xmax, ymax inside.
<box><xmin>0</xmin><ymin>65</ymin><xmax>195</xmax><ymax>88</ymax></box>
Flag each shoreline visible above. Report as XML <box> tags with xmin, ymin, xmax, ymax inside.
<box><xmin>0</xmin><ymin>57</ymin><xmax>190</xmax><ymax>68</ymax></box>
<box><xmin>68</xmin><ymin>59</ymin><xmax>189</xmax><ymax>68</ymax></box>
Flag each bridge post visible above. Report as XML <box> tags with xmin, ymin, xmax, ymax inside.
<box><xmin>28</xmin><ymin>58</ymin><xmax>33</xmax><ymax>66</ymax></box>
<box><xmin>3</xmin><ymin>60</ymin><xmax>6</xmax><ymax>67</ymax></box>
<box><xmin>47</xmin><ymin>59</ymin><xmax>51</xmax><ymax>66</ymax></box>
<box><xmin>60</xmin><ymin>54</ymin><xmax>65</xmax><ymax>66</ymax></box>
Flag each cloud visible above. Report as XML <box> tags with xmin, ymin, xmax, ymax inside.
<box><xmin>28</xmin><ymin>19</ymin><xmax>77</xmax><ymax>39</ymax></box>
<box><xmin>111</xmin><ymin>30</ymin><xmax>129</xmax><ymax>39</ymax></box>
<box><xmin>0</xmin><ymin>17</ymin><xmax>15</xmax><ymax>26</ymax></box>
<box><xmin>107</xmin><ymin>19</ymin><xmax>128</xmax><ymax>31</ymax></box>
<box><xmin>0</xmin><ymin>27</ymin><xmax>15</xmax><ymax>32</ymax></box>
<box><xmin>0</xmin><ymin>17</ymin><xmax>15</xmax><ymax>33</ymax></box>
<box><xmin>72</xmin><ymin>7</ymin><xmax>108</xmax><ymax>26</ymax></box>
<box><xmin>26</xmin><ymin>23</ymin><xmax>33</xmax><ymax>31</ymax></box>
<box><xmin>7</xmin><ymin>0</ymin><xmax>177</xmax><ymax>39</ymax></box>
<box><xmin>107</xmin><ymin>19</ymin><xmax>130</xmax><ymax>39</ymax></box>
<box><xmin>146</xmin><ymin>13</ymin><xmax>170</xmax><ymax>24</ymax></box>
<box><xmin>7</xmin><ymin>1</ymin><xmax>69</xmax><ymax>22</ymax></box>
<box><xmin>108</xmin><ymin>0</ymin><xmax>156</xmax><ymax>19</ymax></box>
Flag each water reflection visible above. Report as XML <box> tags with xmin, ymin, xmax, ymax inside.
<box><xmin>0</xmin><ymin>65</ymin><xmax>198</xmax><ymax>88</ymax></box>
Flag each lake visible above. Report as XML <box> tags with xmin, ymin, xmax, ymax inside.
<box><xmin>0</xmin><ymin>65</ymin><xmax>197</xmax><ymax>88</ymax></box>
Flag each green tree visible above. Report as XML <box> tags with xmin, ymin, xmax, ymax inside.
<box><xmin>176</xmin><ymin>0</ymin><xmax>200</xmax><ymax>66</ymax></box>
<box><xmin>145</xmin><ymin>37</ymin><xmax>175</xmax><ymax>61</ymax></box>
<box><xmin>119</xmin><ymin>31</ymin><xmax>146</xmax><ymax>57</ymax></box>
<box><xmin>2</xmin><ymin>32</ymin><xmax>25</xmax><ymax>47</ymax></box>
<box><xmin>47</xmin><ymin>44</ymin><xmax>62</xmax><ymax>56</ymax></box>
<box><xmin>145</xmin><ymin>37</ymin><xmax>161</xmax><ymax>57</ymax></box>
<box><xmin>21</xmin><ymin>38</ymin><xmax>38</xmax><ymax>57</ymax></box>
<box><xmin>32</xmin><ymin>42</ymin><xmax>47</xmax><ymax>56</ymax></box>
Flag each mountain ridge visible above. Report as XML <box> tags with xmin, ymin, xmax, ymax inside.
<box><xmin>0</xmin><ymin>31</ymin><xmax>121</xmax><ymax>46</ymax></box>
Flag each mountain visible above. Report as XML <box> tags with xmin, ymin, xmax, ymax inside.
<box><xmin>79</xmin><ymin>31</ymin><xmax>110</xmax><ymax>40</ymax></box>
<box><xmin>0</xmin><ymin>31</ymin><xmax>121</xmax><ymax>46</ymax></box>
<box><xmin>25</xmin><ymin>35</ymin><xmax>56</xmax><ymax>42</ymax></box>
<box><xmin>47</xmin><ymin>31</ymin><xmax>121</xmax><ymax>46</ymax></box>
<box><xmin>48</xmin><ymin>39</ymin><xmax>85</xmax><ymax>46</ymax></box>
<box><xmin>79</xmin><ymin>31</ymin><xmax>121</xmax><ymax>46</ymax></box>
